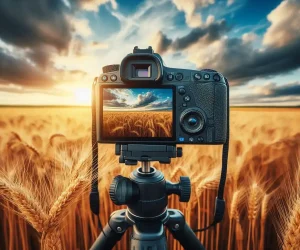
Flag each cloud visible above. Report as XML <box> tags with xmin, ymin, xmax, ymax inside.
<box><xmin>231</xmin><ymin>81</ymin><xmax>300</xmax><ymax>105</ymax></box>
<box><xmin>153</xmin><ymin>19</ymin><xmax>230</xmax><ymax>53</ymax></box>
<box><xmin>70</xmin><ymin>17</ymin><xmax>92</xmax><ymax>38</ymax></box>
<box><xmin>263</xmin><ymin>0</ymin><xmax>300</xmax><ymax>48</ymax></box>
<box><xmin>103</xmin><ymin>89</ymin><xmax>118</xmax><ymax>101</ymax></box>
<box><xmin>151</xmin><ymin>31</ymin><xmax>173</xmax><ymax>54</ymax></box>
<box><xmin>250</xmin><ymin>81</ymin><xmax>300</xmax><ymax>97</ymax></box>
<box><xmin>172</xmin><ymin>19</ymin><xmax>229</xmax><ymax>50</ymax></box>
<box><xmin>104</xmin><ymin>100</ymin><xmax>129</xmax><ymax>107</ymax></box>
<box><xmin>0</xmin><ymin>83</ymin><xmax>72</xmax><ymax>96</ymax></box>
<box><xmin>0</xmin><ymin>49</ymin><xmax>54</xmax><ymax>87</ymax></box>
<box><xmin>0</xmin><ymin>0</ymin><xmax>86</xmax><ymax>88</ymax></box>
<box><xmin>148</xmin><ymin>98</ymin><xmax>172</xmax><ymax>109</ymax></box>
<box><xmin>132</xmin><ymin>92</ymin><xmax>159</xmax><ymax>108</ymax></box>
<box><xmin>53</xmin><ymin>69</ymin><xmax>88</xmax><ymax>83</ymax></box>
<box><xmin>0</xmin><ymin>0</ymin><xmax>72</xmax><ymax>52</ymax></box>
<box><xmin>172</xmin><ymin>0</ymin><xmax>215</xmax><ymax>27</ymax></box>
<box><xmin>79</xmin><ymin>0</ymin><xmax>117</xmax><ymax>11</ymax></box>
<box><xmin>242</xmin><ymin>32</ymin><xmax>258</xmax><ymax>44</ymax></box>
<box><xmin>187</xmin><ymin>37</ymin><xmax>300</xmax><ymax>85</ymax></box>
<box><xmin>154</xmin><ymin>0</ymin><xmax>300</xmax><ymax>86</ymax></box>
<box><xmin>227</xmin><ymin>0</ymin><xmax>234</xmax><ymax>6</ymax></box>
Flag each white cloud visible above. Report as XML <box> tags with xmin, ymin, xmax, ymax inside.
<box><xmin>70</xmin><ymin>17</ymin><xmax>92</xmax><ymax>37</ymax></box>
<box><xmin>242</xmin><ymin>32</ymin><xmax>258</xmax><ymax>43</ymax></box>
<box><xmin>81</xmin><ymin>0</ymin><xmax>117</xmax><ymax>12</ymax></box>
<box><xmin>227</xmin><ymin>0</ymin><xmax>234</xmax><ymax>6</ymax></box>
<box><xmin>263</xmin><ymin>0</ymin><xmax>300</xmax><ymax>48</ymax></box>
<box><xmin>172</xmin><ymin>0</ymin><xmax>215</xmax><ymax>27</ymax></box>
<box><xmin>206</xmin><ymin>15</ymin><xmax>215</xmax><ymax>25</ymax></box>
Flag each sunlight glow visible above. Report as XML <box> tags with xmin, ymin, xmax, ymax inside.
<box><xmin>74</xmin><ymin>88</ymin><xmax>91</xmax><ymax>105</ymax></box>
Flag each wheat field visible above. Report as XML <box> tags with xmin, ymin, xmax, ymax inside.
<box><xmin>103</xmin><ymin>111</ymin><xmax>172</xmax><ymax>137</ymax></box>
<box><xmin>0</xmin><ymin>107</ymin><xmax>299</xmax><ymax>250</ymax></box>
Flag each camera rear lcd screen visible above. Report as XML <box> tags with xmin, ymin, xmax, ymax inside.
<box><xmin>102</xmin><ymin>88</ymin><xmax>174</xmax><ymax>139</ymax></box>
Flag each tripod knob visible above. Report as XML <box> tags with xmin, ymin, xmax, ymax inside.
<box><xmin>109</xmin><ymin>175</ymin><xmax>139</xmax><ymax>205</ymax></box>
<box><xmin>179</xmin><ymin>176</ymin><xmax>191</xmax><ymax>202</ymax></box>
<box><xmin>166</xmin><ymin>176</ymin><xmax>191</xmax><ymax>202</ymax></box>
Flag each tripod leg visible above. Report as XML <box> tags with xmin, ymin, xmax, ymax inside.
<box><xmin>166</xmin><ymin>209</ymin><xmax>206</xmax><ymax>250</ymax></box>
<box><xmin>90</xmin><ymin>210</ymin><xmax>130</xmax><ymax>250</ymax></box>
<box><xmin>130</xmin><ymin>221</ymin><xmax>168</xmax><ymax>250</ymax></box>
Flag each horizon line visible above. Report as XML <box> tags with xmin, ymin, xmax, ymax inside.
<box><xmin>0</xmin><ymin>105</ymin><xmax>299</xmax><ymax>108</ymax></box>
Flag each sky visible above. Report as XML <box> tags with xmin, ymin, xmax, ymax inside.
<box><xmin>103</xmin><ymin>88</ymin><xmax>173</xmax><ymax>111</ymax></box>
<box><xmin>0</xmin><ymin>0</ymin><xmax>299</xmax><ymax>106</ymax></box>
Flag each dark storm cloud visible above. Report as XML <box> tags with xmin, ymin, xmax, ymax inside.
<box><xmin>212</xmin><ymin>38</ymin><xmax>300</xmax><ymax>85</ymax></box>
<box><xmin>103</xmin><ymin>90</ymin><xmax>118</xmax><ymax>101</ymax></box>
<box><xmin>0</xmin><ymin>0</ymin><xmax>86</xmax><ymax>88</ymax></box>
<box><xmin>173</xmin><ymin>20</ymin><xmax>229</xmax><ymax>50</ymax></box>
<box><xmin>104</xmin><ymin>100</ymin><xmax>129</xmax><ymax>107</ymax></box>
<box><xmin>0</xmin><ymin>0</ymin><xmax>72</xmax><ymax>52</ymax></box>
<box><xmin>0</xmin><ymin>49</ymin><xmax>54</xmax><ymax>87</ymax></box>
<box><xmin>154</xmin><ymin>20</ymin><xmax>230</xmax><ymax>53</ymax></box>
<box><xmin>132</xmin><ymin>92</ymin><xmax>158</xmax><ymax>108</ymax></box>
<box><xmin>103</xmin><ymin>89</ymin><xmax>129</xmax><ymax>108</ymax></box>
<box><xmin>155</xmin><ymin>31</ymin><xmax>172</xmax><ymax>54</ymax></box>
<box><xmin>231</xmin><ymin>82</ymin><xmax>300</xmax><ymax>105</ymax></box>
<box><xmin>257</xmin><ymin>82</ymin><xmax>300</xmax><ymax>97</ymax></box>
<box><xmin>271</xmin><ymin>84</ymin><xmax>300</xmax><ymax>97</ymax></box>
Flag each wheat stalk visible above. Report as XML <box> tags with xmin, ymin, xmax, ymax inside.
<box><xmin>41</xmin><ymin>230</ymin><xmax>62</xmax><ymax>250</ymax></box>
<box><xmin>247</xmin><ymin>182</ymin><xmax>263</xmax><ymax>250</ymax></box>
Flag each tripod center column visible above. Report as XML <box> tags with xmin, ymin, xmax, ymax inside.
<box><xmin>141</xmin><ymin>161</ymin><xmax>151</xmax><ymax>173</ymax></box>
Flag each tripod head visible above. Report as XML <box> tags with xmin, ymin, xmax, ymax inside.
<box><xmin>110</xmin><ymin>144</ymin><xmax>191</xmax><ymax>209</ymax></box>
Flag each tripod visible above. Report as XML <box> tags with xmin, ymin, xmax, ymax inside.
<box><xmin>90</xmin><ymin>144</ymin><xmax>205</xmax><ymax>250</ymax></box>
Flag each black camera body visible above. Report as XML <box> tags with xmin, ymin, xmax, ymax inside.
<box><xmin>95</xmin><ymin>46</ymin><xmax>228</xmax><ymax>145</ymax></box>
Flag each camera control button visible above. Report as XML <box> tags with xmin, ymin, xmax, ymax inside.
<box><xmin>101</xmin><ymin>75</ymin><xmax>108</xmax><ymax>82</ymax></box>
<box><xmin>179</xmin><ymin>137</ymin><xmax>185</xmax><ymax>142</ymax></box>
<box><xmin>213</xmin><ymin>74</ymin><xmax>220</xmax><ymax>82</ymax></box>
<box><xmin>178</xmin><ymin>88</ymin><xmax>186</xmax><ymax>95</ymax></box>
<box><xmin>184</xmin><ymin>96</ymin><xmax>191</xmax><ymax>102</ymax></box>
<box><xmin>110</xmin><ymin>74</ymin><xmax>117</xmax><ymax>81</ymax></box>
<box><xmin>197</xmin><ymin>137</ymin><xmax>204</xmax><ymax>142</ymax></box>
<box><xmin>204</xmin><ymin>73</ymin><xmax>210</xmax><ymax>80</ymax></box>
<box><xmin>175</xmin><ymin>73</ymin><xmax>184</xmax><ymax>81</ymax></box>
<box><xmin>189</xmin><ymin>137</ymin><xmax>194</xmax><ymax>142</ymax></box>
<box><xmin>194</xmin><ymin>73</ymin><xmax>202</xmax><ymax>81</ymax></box>
<box><xmin>182</xmin><ymin>103</ymin><xmax>187</xmax><ymax>107</ymax></box>
<box><xmin>167</xmin><ymin>74</ymin><xmax>174</xmax><ymax>81</ymax></box>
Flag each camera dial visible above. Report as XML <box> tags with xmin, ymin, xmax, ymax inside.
<box><xmin>180</xmin><ymin>108</ymin><xmax>205</xmax><ymax>134</ymax></box>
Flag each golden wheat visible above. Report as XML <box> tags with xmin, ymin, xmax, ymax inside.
<box><xmin>0</xmin><ymin>107</ymin><xmax>299</xmax><ymax>250</ymax></box>
<box><xmin>0</xmin><ymin>178</ymin><xmax>47</xmax><ymax>232</ymax></box>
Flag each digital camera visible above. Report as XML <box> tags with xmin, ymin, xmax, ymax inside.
<box><xmin>94</xmin><ymin>46</ymin><xmax>228</xmax><ymax>144</ymax></box>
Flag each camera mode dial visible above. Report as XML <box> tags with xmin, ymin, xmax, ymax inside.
<box><xmin>102</xmin><ymin>64</ymin><xmax>120</xmax><ymax>73</ymax></box>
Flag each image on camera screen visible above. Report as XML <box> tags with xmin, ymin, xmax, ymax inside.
<box><xmin>102</xmin><ymin>88</ymin><xmax>173</xmax><ymax>138</ymax></box>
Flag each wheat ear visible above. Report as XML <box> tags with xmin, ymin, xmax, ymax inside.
<box><xmin>283</xmin><ymin>198</ymin><xmax>300</xmax><ymax>250</ymax></box>
<box><xmin>0</xmin><ymin>179</ymin><xmax>47</xmax><ymax>232</ymax></box>
<box><xmin>47</xmin><ymin>177</ymin><xmax>87</xmax><ymax>230</ymax></box>
<box><xmin>248</xmin><ymin>183</ymin><xmax>262</xmax><ymax>221</ymax></box>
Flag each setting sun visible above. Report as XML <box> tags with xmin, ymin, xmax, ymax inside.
<box><xmin>74</xmin><ymin>88</ymin><xmax>91</xmax><ymax>105</ymax></box>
